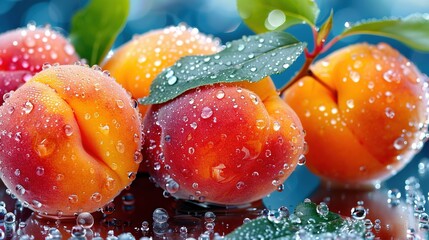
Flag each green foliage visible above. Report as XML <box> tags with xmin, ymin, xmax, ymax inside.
<box><xmin>341</xmin><ymin>14</ymin><xmax>429</xmax><ymax>52</ymax></box>
<box><xmin>226</xmin><ymin>202</ymin><xmax>365</xmax><ymax>240</ymax></box>
<box><xmin>69</xmin><ymin>0</ymin><xmax>130</xmax><ymax>65</ymax></box>
<box><xmin>140</xmin><ymin>32</ymin><xmax>305</xmax><ymax>105</ymax></box>
<box><xmin>237</xmin><ymin>0</ymin><xmax>320</xmax><ymax>33</ymax></box>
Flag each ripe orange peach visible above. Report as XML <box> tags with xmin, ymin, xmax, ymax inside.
<box><xmin>0</xmin><ymin>64</ymin><xmax>142</xmax><ymax>217</ymax></box>
<box><xmin>0</xmin><ymin>25</ymin><xmax>79</xmax><ymax>104</ymax></box>
<box><xmin>102</xmin><ymin>25</ymin><xmax>220</xmax><ymax>116</ymax></box>
<box><xmin>284</xmin><ymin>43</ymin><xmax>429</xmax><ymax>186</ymax></box>
<box><xmin>143</xmin><ymin>76</ymin><xmax>305</xmax><ymax>205</ymax></box>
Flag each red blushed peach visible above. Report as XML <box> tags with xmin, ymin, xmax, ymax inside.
<box><xmin>0</xmin><ymin>25</ymin><xmax>79</xmax><ymax>104</ymax></box>
<box><xmin>143</xmin><ymin>79</ymin><xmax>305</xmax><ymax>205</ymax></box>
<box><xmin>0</xmin><ymin>64</ymin><xmax>142</xmax><ymax>217</ymax></box>
<box><xmin>102</xmin><ymin>25</ymin><xmax>220</xmax><ymax>117</ymax></box>
<box><xmin>284</xmin><ymin>43</ymin><xmax>429</xmax><ymax>186</ymax></box>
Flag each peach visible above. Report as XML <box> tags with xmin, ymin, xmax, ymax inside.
<box><xmin>0</xmin><ymin>24</ymin><xmax>79</xmax><ymax>104</ymax></box>
<box><xmin>142</xmin><ymin>76</ymin><xmax>305</xmax><ymax>205</ymax></box>
<box><xmin>102</xmin><ymin>25</ymin><xmax>220</xmax><ymax>116</ymax></box>
<box><xmin>284</xmin><ymin>43</ymin><xmax>429</xmax><ymax>186</ymax></box>
<box><xmin>0</xmin><ymin>64</ymin><xmax>142</xmax><ymax>217</ymax></box>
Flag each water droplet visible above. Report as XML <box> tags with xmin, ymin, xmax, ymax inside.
<box><xmin>128</xmin><ymin>172</ymin><xmax>137</xmax><ymax>180</ymax></box>
<box><xmin>351</xmin><ymin>205</ymin><xmax>366</xmax><ymax>220</ymax></box>
<box><xmin>115</xmin><ymin>99</ymin><xmax>125</xmax><ymax>109</ymax></box>
<box><xmin>250</xmin><ymin>67</ymin><xmax>257</xmax><ymax>72</ymax></box>
<box><xmin>346</xmin><ymin>99</ymin><xmax>355</xmax><ymax>109</ymax></box>
<box><xmin>237</xmin><ymin>44</ymin><xmax>245</xmax><ymax>51</ymax></box>
<box><xmin>350</xmin><ymin>71</ymin><xmax>360</xmax><ymax>82</ymax></box>
<box><xmin>167</xmin><ymin>76</ymin><xmax>177</xmax><ymax>85</ymax></box>
<box><xmin>298</xmin><ymin>154</ymin><xmax>306</xmax><ymax>165</ymax></box>
<box><xmin>23</xmin><ymin>101</ymin><xmax>33</xmax><ymax>114</ymax></box>
<box><xmin>278</xmin><ymin>206</ymin><xmax>290</xmax><ymax>219</ymax></box>
<box><xmin>204</xmin><ymin>211</ymin><xmax>216</xmax><ymax>223</ymax></box>
<box><xmin>273</xmin><ymin>121</ymin><xmax>281</xmax><ymax>131</ymax></box>
<box><xmin>36</xmin><ymin>138</ymin><xmax>55</xmax><ymax>158</ymax></box>
<box><xmin>77</xmin><ymin>212</ymin><xmax>94</xmax><ymax>228</ymax></box>
<box><xmin>188</xmin><ymin>147</ymin><xmax>195</xmax><ymax>154</ymax></box>
<box><xmin>165</xmin><ymin>179</ymin><xmax>180</xmax><ymax>194</ymax></box>
<box><xmin>4</xmin><ymin>212</ymin><xmax>15</xmax><ymax>223</ymax></box>
<box><xmin>134</xmin><ymin>151</ymin><xmax>143</xmax><ymax>164</ymax></box>
<box><xmin>383</xmin><ymin>70</ymin><xmax>395</xmax><ymax>83</ymax></box>
<box><xmin>190</xmin><ymin>122</ymin><xmax>197</xmax><ymax>129</ymax></box>
<box><xmin>201</xmin><ymin>106</ymin><xmax>213</xmax><ymax>119</ymax></box>
<box><xmin>316</xmin><ymin>202</ymin><xmax>329</xmax><ymax>217</ymax></box>
<box><xmin>385</xmin><ymin>107</ymin><xmax>395</xmax><ymax>119</ymax></box>
<box><xmin>236</xmin><ymin>181</ymin><xmax>245</xmax><ymax>190</ymax></box>
<box><xmin>153</xmin><ymin>208</ymin><xmax>169</xmax><ymax>224</ymax></box>
<box><xmin>116</xmin><ymin>141</ymin><xmax>125</xmax><ymax>153</ymax></box>
<box><xmin>393</xmin><ymin>137</ymin><xmax>407</xmax><ymax>150</ymax></box>
<box><xmin>15</xmin><ymin>185</ymin><xmax>25</xmax><ymax>195</ymax></box>
<box><xmin>63</xmin><ymin>124</ymin><xmax>73</xmax><ymax>136</ymax></box>
<box><xmin>68</xmin><ymin>194</ymin><xmax>78</xmax><ymax>204</ymax></box>
<box><xmin>215</xmin><ymin>90</ymin><xmax>225</xmax><ymax>99</ymax></box>
<box><xmin>102</xmin><ymin>202</ymin><xmax>115</xmax><ymax>215</ymax></box>
<box><xmin>99</xmin><ymin>124</ymin><xmax>110</xmax><ymax>135</ymax></box>
<box><xmin>91</xmin><ymin>192</ymin><xmax>102</xmax><ymax>202</ymax></box>
<box><xmin>64</xmin><ymin>44</ymin><xmax>75</xmax><ymax>56</ymax></box>
<box><xmin>36</xmin><ymin>166</ymin><xmax>44</xmax><ymax>176</ymax></box>
<box><xmin>71</xmin><ymin>225</ymin><xmax>85</xmax><ymax>237</ymax></box>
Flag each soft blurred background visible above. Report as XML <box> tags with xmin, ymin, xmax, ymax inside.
<box><xmin>1</xmin><ymin>0</ymin><xmax>429</xmax><ymax>210</ymax></box>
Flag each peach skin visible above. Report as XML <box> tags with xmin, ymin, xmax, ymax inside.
<box><xmin>102</xmin><ymin>25</ymin><xmax>220</xmax><ymax>117</ymax></box>
<box><xmin>142</xmin><ymin>77</ymin><xmax>306</xmax><ymax>205</ymax></box>
<box><xmin>284</xmin><ymin>43</ymin><xmax>429</xmax><ymax>187</ymax></box>
<box><xmin>0</xmin><ymin>64</ymin><xmax>142</xmax><ymax>218</ymax></box>
<box><xmin>0</xmin><ymin>24</ymin><xmax>79</xmax><ymax>104</ymax></box>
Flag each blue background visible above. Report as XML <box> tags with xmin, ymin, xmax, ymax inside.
<box><xmin>1</xmin><ymin>0</ymin><xmax>429</xmax><ymax>210</ymax></box>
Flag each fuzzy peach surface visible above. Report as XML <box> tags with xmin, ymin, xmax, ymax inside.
<box><xmin>0</xmin><ymin>65</ymin><xmax>142</xmax><ymax>217</ymax></box>
<box><xmin>0</xmin><ymin>26</ymin><xmax>79</xmax><ymax>104</ymax></box>
<box><xmin>103</xmin><ymin>25</ymin><xmax>220</xmax><ymax>116</ymax></box>
<box><xmin>284</xmin><ymin>43</ymin><xmax>429</xmax><ymax>186</ymax></box>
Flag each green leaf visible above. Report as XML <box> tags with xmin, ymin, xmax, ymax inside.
<box><xmin>316</xmin><ymin>10</ymin><xmax>333</xmax><ymax>46</ymax></box>
<box><xmin>341</xmin><ymin>13</ymin><xmax>429</xmax><ymax>52</ymax></box>
<box><xmin>225</xmin><ymin>202</ymin><xmax>365</xmax><ymax>240</ymax></box>
<box><xmin>69</xmin><ymin>0</ymin><xmax>130</xmax><ymax>65</ymax></box>
<box><xmin>237</xmin><ymin>0</ymin><xmax>320</xmax><ymax>33</ymax></box>
<box><xmin>139</xmin><ymin>32</ymin><xmax>305</xmax><ymax>105</ymax></box>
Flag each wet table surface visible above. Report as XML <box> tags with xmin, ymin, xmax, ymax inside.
<box><xmin>0</xmin><ymin>145</ymin><xmax>428</xmax><ymax>239</ymax></box>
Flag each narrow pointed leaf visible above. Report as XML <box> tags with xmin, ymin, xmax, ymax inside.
<box><xmin>341</xmin><ymin>14</ymin><xmax>429</xmax><ymax>51</ymax></box>
<box><xmin>237</xmin><ymin>0</ymin><xmax>320</xmax><ymax>33</ymax></box>
<box><xmin>140</xmin><ymin>32</ymin><xmax>305</xmax><ymax>105</ymax></box>
<box><xmin>70</xmin><ymin>0</ymin><xmax>130</xmax><ymax>65</ymax></box>
<box><xmin>317</xmin><ymin>10</ymin><xmax>333</xmax><ymax>46</ymax></box>
<box><xmin>225</xmin><ymin>202</ymin><xmax>365</xmax><ymax>239</ymax></box>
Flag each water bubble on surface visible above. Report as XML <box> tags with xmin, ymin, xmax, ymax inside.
<box><xmin>204</xmin><ymin>211</ymin><xmax>216</xmax><ymax>223</ymax></box>
<box><xmin>278</xmin><ymin>206</ymin><xmax>290</xmax><ymax>219</ymax></box>
<box><xmin>153</xmin><ymin>208</ymin><xmax>169</xmax><ymax>224</ymax></box>
<box><xmin>122</xmin><ymin>193</ymin><xmax>135</xmax><ymax>205</ymax></box>
<box><xmin>102</xmin><ymin>202</ymin><xmax>115</xmax><ymax>215</ymax></box>
<box><xmin>216</xmin><ymin>90</ymin><xmax>225</xmax><ymax>99</ymax></box>
<box><xmin>351</xmin><ymin>205</ymin><xmax>367</xmax><ymax>220</ymax></box>
<box><xmin>418</xmin><ymin>158</ymin><xmax>429</xmax><ymax>174</ymax></box>
<box><xmin>4</xmin><ymin>212</ymin><xmax>15</xmax><ymax>223</ymax></box>
<box><xmin>77</xmin><ymin>212</ymin><xmax>94</xmax><ymax>229</ymax></box>
<box><xmin>23</xmin><ymin>101</ymin><xmax>34</xmax><ymax>114</ymax></box>
<box><xmin>393</xmin><ymin>137</ymin><xmax>407</xmax><ymax>150</ymax></box>
<box><xmin>71</xmin><ymin>225</ymin><xmax>86</xmax><ymax>237</ymax></box>
<box><xmin>201</xmin><ymin>106</ymin><xmax>213</xmax><ymax>119</ymax></box>
<box><xmin>117</xmin><ymin>232</ymin><xmax>135</xmax><ymax>240</ymax></box>
<box><xmin>387</xmin><ymin>188</ymin><xmax>401</xmax><ymax>206</ymax></box>
<box><xmin>298</xmin><ymin>154</ymin><xmax>306</xmax><ymax>165</ymax></box>
<box><xmin>385</xmin><ymin>107</ymin><xmax>395</xmax><ymax>119</ymax></box>
<box><xmin>316</xmin><ymin>202</ymin><xmax>329</xmax><ymax>217</ymax></box>
<box><xmin>141</xmin><ymin>221</ymin><xmax>149</xmax><ymax>232</ymax></box>
<box><xmin>165</xmin><ymin>179</ymin><xmax>180</xmax><ymax>194</ymax></box>
<box><xmin>47</xmin><ymin>227</ymin><xmax>62</xmax><ymax>239</ymax></box>
<box><xmin>346</xmin><ymin>99</ymin><xmax>355</xmax><ymax>109</ymax></box>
